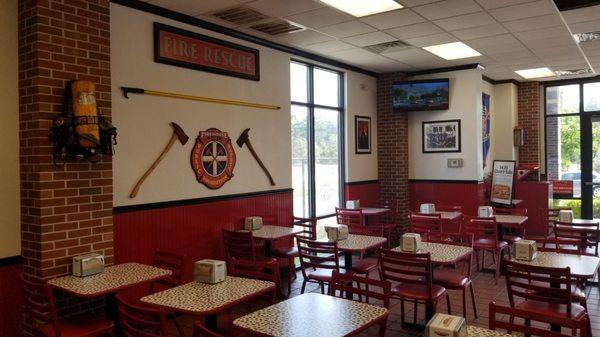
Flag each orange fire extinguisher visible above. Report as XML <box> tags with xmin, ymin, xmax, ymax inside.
<box><xmin>71</xmin><ymin>80</ymin><xmax>101</xmax><ymax>149</ymax></box>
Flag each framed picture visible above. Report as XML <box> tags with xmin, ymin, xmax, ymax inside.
<box><xmin>355</xmin><ymin>116</ymin><xmax>371</xmax><ymax>154</ymax></box>
<box><xmin>422</xmin><ymin>119</ymin><xmax>461</xmax><ymax>153</ymax></box>
<box><xmin>490</xmin><ymin>160</ymin><xmax>516</xmax><ymax>206</ymax></box>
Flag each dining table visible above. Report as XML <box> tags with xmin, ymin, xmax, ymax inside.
<box><xmin>494</xmin><ymin>214</ymin><xmax>528</xmax><ymax>239</ymax></box>
<box><xmin>393</xmin><ymin>241</ymin><xmax>473</xmax><ymax>265</ymax></box>
<box><xmin>47</xmin><ymin>262</ymin><xmax>172</xmax><ymax>336</ymax></box>
<box><xmin>140</xmin><ymin>276</ymin><xmax>275</xmax><ymax>331</ymax></box>
<box><xmin>233</xmin><ymin>293</ymin><xmax>388</xmax><ymax>337</ymax></box>
<box><xmin>510</xmin><ymin>251</ymin><xmax>600</xmax><ymax>279</ymax></box>
<box><xmin>249</xmin><ymin>225</ymin><xmax>303</xmax><ymax>257</ymax></box>
<box><xmin>466</xmin><ymin>325</ymin><xmax>512</xmax><ymax>336</ymax></box>
<box><xmin>322</xmin><ymin>234</ymin><xmax>387</xmax><ymax>270</ymax></box>
<box><xmin>359</xmin><ymin>207</ymin><xmax>391</xmax><ymax>225</ymax></box>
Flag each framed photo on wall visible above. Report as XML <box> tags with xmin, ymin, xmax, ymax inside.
<box><xmin>355</xmin><ymin>116</ymin><xmax>371</xmax><ymax>154</ymax></box>
<box><xmin>422</xmin><ymin>119</ymin><xmax>461</xmax><ymax>153</ymax></box>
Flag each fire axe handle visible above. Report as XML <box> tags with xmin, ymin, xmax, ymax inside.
<box><xmin>129</xmin><ymin>133</ymin><xmax>178</xmax><ymax>198</ymax></box>
<box><xmin>245</xmin><ymin>141</ymin><xmax>275</xmax><ymax>186</ymax></box>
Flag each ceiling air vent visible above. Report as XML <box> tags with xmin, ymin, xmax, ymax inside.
<box><xmin>573</xmin><ymin>31</ymin><xmax>600</xmax><ymax>43</ymax></box>
<box><xmin>555</xmin><ymin>68</ymin><xmax>593</xmax><ymax>76</ymax></box>
<box><xmin>363</xmin><ymin>40</ymin><xmax>412</xmax><ymax>54</ymax></box>
<box><xmin>251</xmin><ymin>19</ymin><xmax>305</xmax><ymax>36</ymax></box>
<box><xmin>211</xmin><ymin>6</ymin><xmax>269</xmax><ymax>26</ymax></box>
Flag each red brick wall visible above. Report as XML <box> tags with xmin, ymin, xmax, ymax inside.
<box><xmin>18</xmin><ymin>0</ymin><xmax>113</xmax><ymax>281</ymax></box>
<box><xmin>517</xmin><ymin>81</ymin><xmax>540</xmax><ymax>165</ymax></box>
<box><xmin>377</xmin><ymin>72</ymin><xmax>409</xmax><ymax>229</ymax></box>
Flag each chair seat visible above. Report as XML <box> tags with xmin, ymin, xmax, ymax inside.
<box><xmin>502</xmin><ymin>235</ymin><xmax>522</xmax><ymax>245</ymax></box>
<box><xmin>307</xmin><ymin>268</ymin><xmax>352</xmax><ymax>282</ymax></box>
<box><xmin>516</xmin><ymin>300</ymin><xmax>587</xmax><ymax>320</ymax></box>
<box><xmin>572</xmin><ymin>287</ymin><xmax>586</xmax><ymax>301</ymax></box>
<box><xmin>391</xmin><ymin>283</ymin><xmax>446</xmax><ymax>301</ymax></box>
<box><xmin>39</xmin><ymin>317</ymin><xmax>114</xmax><ymax>337</ymax></box>
<box><xmin>351</xmin><ymin>258</ymin><xmax>378</xmax><ymax>274</ymax></box>
<box><xmin>473</xmin><ymin>238</ymin><xmax>508</xmax><ymax>250</ymax></box>
<box><xmin>272</xmin><ymin>246</ymin><xmax>299</xmax><ymax>258</ymax></box>
<box><xmin>433</xmin><ymin>269</ymin><xmax>469</xmax><ymax>289</ymax></box>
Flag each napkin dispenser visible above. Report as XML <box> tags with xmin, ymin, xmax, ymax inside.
<box><xmin>425</xmin><ymin>313</ymin><xmax>467</xmax><ymax>337</ymax></box>
<box><xmin>346</xmin><ymin>200</ymin><xmax>360</xmax><ymax>209</ymax></box>
<box><xmin>558</xmin><ymin>210</ymin><xmax>574</xmax><ymax>223</ymax></box>
<box><xmin>478</xmin><ymin>206</ymin><xmax>494</xmax><ymax>218</ymax></box>
<box><xmin>72</xmin><ymin>253</ymin><xmax>104</xmax><ymax>277</ymax></box>
<box><xmin>401</xmin><ymin>233</ymin><xmax>422</xmax><ymax>253</ymax></box>
<box><xmin>325</xmin><ymin>224</ymin><xmax>349</xmax><ymax>241</ymax></box>
<box><xmin>514</xmin><ymin>240</ymin><xmax>538</xmax><ymax>261</ymax></box>
<box><xmin>420</xmin><ymin>203</ymin><xmax>436</xmax><ymax>214</ymax></box>
<box><xmin>244</xmin><ymin>216</ymin><xmax>263</xmax><ymax>231</ymax></box>
<box><xmin>194</xmin><ymin>259</ymin><xmax>226</xmax><ymax>284</ymax></box>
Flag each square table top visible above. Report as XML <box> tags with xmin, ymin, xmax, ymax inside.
<box><xmin>494</xmin><ymin>214</ymin><xmax>528</xmax><ymax>225</ymax></box>
<box><xmin>467</xmin><ymin>325</ymin><xmax>511</xmax><ymax>337</ymax></box>
<box><xmin>359</xmin><ymin>207</ymin><xmax>391</xmax><ymax>216</ymax></box>
<box><xmin>437</xmin><ymin>211</ymin><xmax>462</xmax><ymax>220</ymax></box>
<box><xmin>47</xmin><ymin>262</ymin><xmax>171</xmax><ymax>298</ymax></box>
<box><xmin>393</xmin><ymin>242</ymin><xmax>472</xmax><ymax>264</ymax></box>
<box><xmin>140</xmin><ymin>276</ymin><xmax>275</xmax><ymax>316</ymax></box>
<box><xmin>510</xmin><ymin>251</ymin><xmax>600</xmax><ymax>278</ymax></box>
<box><xmin>321</xmin><ymin>234</ymin><xmax>387</xmax><ymax>253</ymax></box>
<box><xmin>233</xmin><ymin>293</ymin><xmax>388</xmax><ymax>337</ymax></box>
<box><xmin>251</xmin><ymin>225</ymin><xmax>302</xmax><ymax>240</ymax></box>
<box><xmin>570</xmin><ymin>218</ymin><xmax>600</xmax><ymax>226</ymax></box>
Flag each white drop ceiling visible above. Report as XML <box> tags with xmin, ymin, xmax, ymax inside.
<box><xmin>141</xmin><ymin>0</ymin><xmax>600</xmax><ymax>81</ymax></box>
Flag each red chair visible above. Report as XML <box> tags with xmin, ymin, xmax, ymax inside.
<box><xmin>429</xmin><ymin>233</ymin><xmax>478</xmax><ymax>319</ymax></box>
<box><xmin>192</xmin><ymin>322</ymin><xmax>226</xmax><ymax>337</ymax></box>
<box><xmin>409</xmin><ymin>212</ymin><xmax>442</xmax><ymax>237</ymax></box>
<box><xmin>272</xmin><ymin>216</ymin><xmax>317</xmax><ymax>296</ymax></box>
<box><xmin>462</xmin><ymin>216</ymin><xmax>509</xmax><ymax>284</ymax></box>
<box><xmin>554</xmin><ymin>221</ymin><xmax>599</xmax><ymax>256</ymax></box>
<box><xmin>489</xmin><ymin>302</ymin><xmax>589</xmax><ymax>337</ymax></box>
<box><xmin>505</xmin><ymin>260</ymin><xmax>591</xmax><ymax>335</ymax></box>
<box><xmin>337</xmin><ymin>207</ymin><xmax>393</xmax><ymax>248</ymax></box>
<box><xmin>296</xmin><ymin>237</ymin><xmax>351</xmax><ymax>294</ymax></box>
<box><xmin>21</xmin><ymin>274</ymin><xmax>114</xmax><ymax>337</ymax></box>
<box><xmin>346</xmin><ymin>225</ymin><xmax>384</xmax><ymax>279</ymax></box>
<box><xmin>229</xmin><ymin>257</ymin><xmax>280</xmax><ymax>304</ymax></box>
<box><xmin>117</xmin><ymin>295</ymin><xmax>169</xmax><ymax>337</ymax></box>
<box><xmin>436</xmin><ymin>205</ymin><xmax>463</xmax><ymax>234</ymax></box>
<box><xmin>148</xmin><ymin>250</ymin><xmax>186</xmax><ymax>337</ymax></box>
<box><xmin>379</xmin><ymin>249</ymin><xmax>447</xmax><ymax>326</ymax></box>
<box><xmin>330</xmin><ymin>271</ymin><xmax>391</xmax><ymax>337</ymax></box>
<box><xmin>493</xmin><ymin>207</ymin><xmax>527</xmax><ymax>244</ymax></box>
<box><xmin>222</xmin><ymin>229</ymin><xmax>274</xmax><ymax>265</ymax></box>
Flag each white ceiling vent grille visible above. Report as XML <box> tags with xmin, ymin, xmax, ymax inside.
<box><xmin>573</xmin><ymin>31</ymin><xmax>600</xmax><ymax>43</ymax></box>
<box><xmin>211</xmin><ymin>6</ymin><xmax>269</xmax><ymax>26</ymax></box>
<box><xmin>363</xmin><ymin>40</ymin><xmax>412</xmax><ymax>54</ymax></box>
<box><xmin>251</xmin><ymin>20</ymin><xmax>305</xmax><ymax>36</ymax></box>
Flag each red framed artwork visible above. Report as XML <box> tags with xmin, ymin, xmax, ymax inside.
<box><xmin>355</xmin><ymin>116</ymin><xmax>371</xmax><ymax>154</ymax></box>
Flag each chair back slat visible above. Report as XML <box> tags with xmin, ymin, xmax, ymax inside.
<box><xmin>409</xmin><ymin>212</ymin><xmax>442</xmax><ymax>236</ymax></box>
<box><xmin>493</xmin><ymin>207</ymin><xmax>527</xmax><ymax>216</ymax></box>
<box><xmin>117</xmin><ymin>295</ymin><xmax>169</xmax><ymax>337</ymax></box>
<box><xmin>489</xmin><ymin>302</ymin><xmax>588</xmax><ymax>337</ymax></box>
<box><xmin>426</xmin><ymin>233</ymin><xmax>473</xmax><ymax>276</ymax></box>
<box><xmin>462</xmin><ymin>217</ymin><xmax>499</xmax><ymax>243</ymax></box>
<box><xmin>379</xmin><ymin>249</ymin><xmax>434</xmax><ymax>297</ymax></box>
<box><xmin>504</xmin><ymin>260</ymin><xmax>573</xmax><ymax>317</ymax></box>
<box><xmin>553</xmin><ymin>221</ymin><xmax>599</xmax><ymax>256</ymax></box>
<box><xmin>330</xmin><ymin>271</ymin><xmax>392</xmax><ymax>308</ymax></box>
<box><xmin>150</xmin><ymin>250</ymin><xmax>186</xmax><ymax>292</ymax></box>
<box><xmin>293</xmin><ymin>216</ymin><xmax>317</xmax><ymax>240</ymax></box>
<box><xmin>336</xmin><ymin>208</ymin><xmax>364</xmax><ymax>227</ymax></box>
<box><xmin>20</xmin><ymin>274</ymin><xmax>57</xmax><ymax>331</ymax></box>
<box><xmin>297</xmin><ymin>237</ymin><xmax>340</xmax><ymax>277</ymax></box>
<box><xmin>222</xmin><ymin>229</ymin><xmax>257</xmax><ymax>262</ymax></box>
<box><xmin>436</xmin><ymin>205</ymin><xmax>463</xmax><ymax>212</ymax></box>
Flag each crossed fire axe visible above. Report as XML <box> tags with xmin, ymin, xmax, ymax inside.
<box><xmin>129</xmin><ymin>123</ymin><xmax>275</xmax><ymax>198</ymax></box>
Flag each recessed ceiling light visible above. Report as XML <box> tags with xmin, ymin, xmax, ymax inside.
<box><xmin>319</xmin><ymin>0</ymin><xmax>403</xmax><ymax>17</ymax></box>
<box><xmin>422</xmin><ymin>42</ymin><xmax>481</xmax><ymax>60</ymax></box>
<box><xmin>515</xmin><ymin>67</ymin><xmax>555</xmax><ymax>79</ymax></box>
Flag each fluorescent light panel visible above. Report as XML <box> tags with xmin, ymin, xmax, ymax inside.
<box><xmin>515</xmin><ymin>67</ymin><xmax>555</xmax><ymax>79</ymax></box>
<box><xmin>422</xmin><ymin>42</ymin><xmax>481</xmax><ymax>60</ymax></box>
<box><xmin>319</xmin><ymin>0</ymin><xmax>403</xmax><ymax>17</ymax></box>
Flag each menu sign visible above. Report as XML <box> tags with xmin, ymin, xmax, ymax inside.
<box><xmin>154</xmin><ymin>22</ymin><xmax>260</xmax><ymax>81</ymax></box>
<box><xmin>490</xmin><ymin>160</ymin><xmax>516</xmax><ymax>206</ymax></box>
<box><xmin>552</xmin><ymin>180</ymin><xmax>574</xmax><ymax>196</ymax></box>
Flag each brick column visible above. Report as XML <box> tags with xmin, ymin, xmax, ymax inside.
<box><xmin>18</xmin><ymin>0</ymin><xmax>113</xmax><ymax>284</ymax></box>
<box><xmin>517</xmin><ymin>81</ymin><xmax>540</xmax><ymax>165</ymax></box>
<box><xmin>377</xmin><ymin>72</ymin><xmax>409</xmax><ymax>229</ymax></box>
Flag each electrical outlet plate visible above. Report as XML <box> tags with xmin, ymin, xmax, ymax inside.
<box><xmin>447</xmin><ymin>158</ymin><xmax>463</xmax><ymax>168</ymax></box>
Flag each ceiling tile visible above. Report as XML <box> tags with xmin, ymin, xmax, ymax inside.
<box><xmin>285</xmin><ymin>7</ymin><xmax>354</xmax><ymax>28</ymax></box>
<box><xmin>404</xmin><ymin>32</ymin><xmax>457</xmax><ymax>47</ymax></box>
<box><xmin>466</xmin><ymin>34</ymin><xmax>528</xmax><ymax>54</ymax></box>
<box><xmin>412</xmin><ymin>0</ymin><xmax>481</xmax><ymax>20</ymax></box>
<box><xmin>562</xmin><ymin>5</ymin><xmax>600</xmax><ymax>24</ymax></box>
<box><xmin>359</xmin><ymin>9</ymin><xmax>426</xmax><ymax>30</ymax></box>
<box><xmin>397</xmin><ymin>0</ymin><xmax>444</xmax><ymax>7</ymax></box>
<box><xmin>328</xmin><ymin>48</ymin><xmax>381</xmax><ymax>63</ymax></box>
<box><xmin>385</xmin><ymin>22</ymin><xmax>444</xmax><ymax>40</ymax></box>
<box><xmin>434</xmin><ymin>12</ymin><xmax>495</xmax><ymax>31</ymax></box>
<box><xmin>348</xmin><ymin>54</ymin><xmax>415</xmax><ymax>72</ymax></box>
<box><xmin>488</xmin><ymin>0</ymin><xmax>556</xmax><ymax>22</ymax></box>
<box><xmin>245</xmin><ymin>0</ymin><xmax>324</xmax><ymax>17</ymax></box>
<box><xmin>318</xmin><ymin>20</ymin><xmax>377</xmax><ymax>38</ymax></box>
<box><xmin>383</xmin><ymin>48</ymin><xmax>452</xmax><ymax>68</ymax></box>
<box><xmin>271</xmin><ymin>29</ymin><xmax>334</xmax><ymax>46</ymax></box>
<box><xmin>581</xmin><ymin>40</ymin><xmax>600</xmax><ymax>56</ymax></box>
<box><xmin>149</xmin><ymin>0</ymin><xmax>239</xmax><ymax>16</ymax></box>
<box><xmin>569</xmin><ymin>19</ymin><xmax>600</xmax><ymax>34</ymax></box>
<box><xmin>451</xmin><ymin>23</ymin><xmax>508</xmax><ymax>40</ymax></box>
<box><xmin>503</xmin><ymin>14</ymin><xmax>563</xmax><ymax>33</ymax></box>
<box><xmin>303</xmin><ymin>40</ymin><xmax>356</xmax><ymax>53</ymax></box>
<box><xmin>342</xmin><ymin>31</ymin><xmax>397</xmax><ymax>47</ymax></box>
<box><xmin>475</xmin><ymin>0</ymin><xmax>538</xmax><ymax>10</ymax></box>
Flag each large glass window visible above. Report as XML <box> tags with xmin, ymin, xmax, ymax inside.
<box><xmin>290</xmin><ymin>61</ymin><xmax>344</xmax><ymax>219</ymax></box>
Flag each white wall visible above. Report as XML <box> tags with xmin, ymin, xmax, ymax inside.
<box><xmin>408</xmin><ymin>69</ymin><xmax>483</xmax><ymax>181</ymax></box>
<box><xmin>485</xmin><ymin>82</ymin><xmax>518</xmax><ymax>176</ymax></box>
<box><xmin>111</xmin><ymin>4</ymin><xmax>378</xmax><ymax>207</ymax></box>
<box><xmin>0</xmin><ymin>0</ymin><xmax>20</xmax><ymax>258</ymax></box>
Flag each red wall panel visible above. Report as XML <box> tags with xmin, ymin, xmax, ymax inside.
<box><xmin>409</xmin><ymin>181</ymin><xmax>486</xmax><ymax>216</ymax></box>
<box><xmin>344</xmin><ymin>181</ymin><xmax>379</xmax><ymax>207</ymax></box>
<box><xmin>0</xmin><ymin>263</ymin><xmax>23</xmax><ymax>337</ymax></box>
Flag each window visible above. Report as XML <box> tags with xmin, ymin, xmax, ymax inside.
<box><xmin>290</xmin><ymin>61</ymin><xmax>344</xmax><ymax>219</ymax></box>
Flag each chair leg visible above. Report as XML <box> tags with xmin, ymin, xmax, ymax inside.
<box><xmin>469</xmin><ymin>283</ymin><xmax>478</xmax><ymax>319</ymax></box>
<box><xmin>300</xmin><ymin>279</ymin><xmax>307</xmax><ymax>294</ymax></box>
<box><xmin>413</xmin><ymin>300</ymin><xmax>418</xmax><ymax>324</ymax></box>
<box><xmin>461</xmin><ymin>288</ymin><xmax>467</xmax><ymax>318</ymax></box>
<box><xmin>446</xmin><ymin>293</ymin><xmax>451</xmax><ymax>315</ymax></box>
<box><xmin>378</xmin><ymin>319</ymin><xmax>388</xmax><ymax>337</ymax></box>
<box><xmin>481</xmin><ymin>250</ymin><xmax>486</xmax><ymax>270</ymax></box>
<box><xmin>494</xmin><ymin>251</ymin><xmax>500</xmax><ymax>285</ymax></box>
<box><xmin>320</xmin><ymin>282</ymin><xmax>325</xmax><ymax>294</ymax></box>
<box><xmin>474</xmin><ymin>249</ymin><xmax>480</xmax><ymax>271</ymax></box>
<box><xmin>400</xmin><ymin>297</ymin><xmax>405</xmax><ymax>326</ymax></box>
<box><xmin>170</xmin><ymin>312</ymin><xmax>186</xmax><ymax>337</ymax></box>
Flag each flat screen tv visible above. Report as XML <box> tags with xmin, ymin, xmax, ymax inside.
<box><xmin>392</xmin><ymin>79</ymin><xmax>449</xmax><ymax>112</ymax></box>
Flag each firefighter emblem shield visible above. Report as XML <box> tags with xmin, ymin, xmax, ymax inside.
<box><xmin>191</xmin><ymin>128</ymin><xmax>236</xmax><ymax>189</ymax></box>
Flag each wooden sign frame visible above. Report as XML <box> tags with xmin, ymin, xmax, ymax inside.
<box><xmin>490</xmin><ymin>160</ymin><xmax>516</xmax><ymax>207</ymax></box>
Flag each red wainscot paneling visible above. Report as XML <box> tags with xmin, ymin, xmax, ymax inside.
<box><xmin>113</xmin><ymin>189</ymin><xmax>293</xmax><ymax>298</ymax></box>
<box><xmin>344</xmin><ymin>180</ymin><xmax>379</xmax><ymax>207</ymax></box>
<box><xmin>515</xmin><ymin>181</ymin><xmax>552</xmax><ymax>236</ymax></box>
<box><xmin>0</xmin><ymin>261</ymin><xmax>22</xmax><ymax>337</ymax></box>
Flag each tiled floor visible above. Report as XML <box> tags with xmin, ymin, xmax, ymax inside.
<box><xmin>168</xmin><ymin>255</ymin><xmax>600</xmax><ymax>337</ymax></box>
